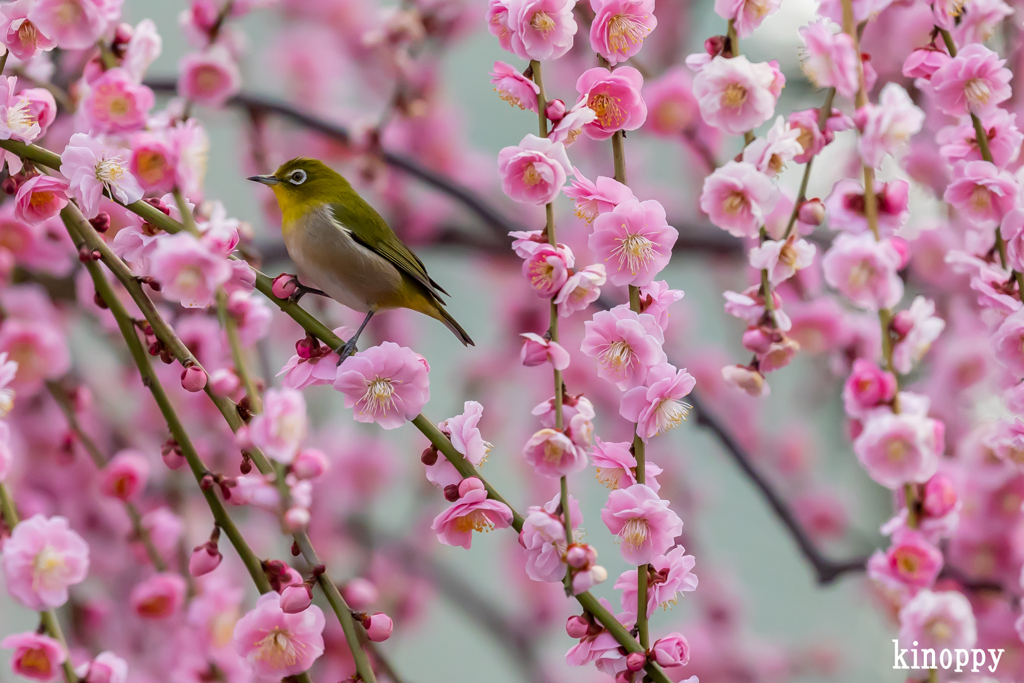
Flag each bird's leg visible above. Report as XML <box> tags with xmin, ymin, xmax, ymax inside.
<box><xmin>289</xmin><ymin>283</ymin><xmax>328</xmax><ymax>303</ymax></box>
<box><xmin>335</xmin><ymin>310</ymin><xmax>375</xmax><ymax>365</ymax></box>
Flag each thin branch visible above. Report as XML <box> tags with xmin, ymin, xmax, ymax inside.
<box><xmin>45</xmin><ymin>381</ymin><xmax>168</xmax><ymax>571</ymax></box>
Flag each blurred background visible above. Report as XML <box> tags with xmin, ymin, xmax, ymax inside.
<box><xmin>0</xmin><ymin>0</ymin><xmax>964</xmax><ymax>681</ymax></box>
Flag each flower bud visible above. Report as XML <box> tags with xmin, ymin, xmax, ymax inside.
<box><xmin>571</xmin><ymin>565</ymin><xmax>608</xmax><ymax>595</ymax></box>
<box><xmin>566</xmin><ymin>543</ymin><xmax>597</xmax><ymax>569</ymax></box>
<box><xmin>362</xmin><ymin>612</ymin><xmax>393</xmax><ymax>642</ymax></box>
<box><xmin>1</xmin><ymin>176</ymin><xmax>17</xmax><ymax>195</ymax></box>
<box><xmin>89</xmin><ymin>212</ymin><xmax>111</xmax><ymax>233</ymax></box>
<box><xmin>188</xmin><ymin>543</ymin><xmax>222</xmax><ymax>577</ymax></box>
<box><xmin>891</xmin><ymin>309</ymin><xmax>914</xmax><ymax>337</ymax></box>
<box><xmin>443</xmin><ymin>484</ymin><xmax>460</xmax><ymax>502</ymax></box>
<box><xmin>280</xmin><ymin>584</ymin><xmax>313</xmax><ymax>613</ymax></box>
<box><xmin>420</xmin><ymin>446</ymin><xmax>438</xmax><ymax>466</ymax></box>
<box><xmin>180</xmin><ymin>365</ymin><xmax>208</xmax><ymax>393</ymax></box>
<box><xmin>292</xmin><ymin>448</ymin><xmax>329</xmax><ymax>480</ymax></box>
<box><xmin>565</xmin><ymin>615</ymin><xmax>589</xmax><ymax>639</ymax></box>
<box><xmin>626</xmin><ymin>652</ymin><xmax>647</xmax><ymax>672</ymax></box>
<box><xmin>797</xmin><ymin>198</ymin><xmax>825</xmax><ymax>226</ymax></box>
<box><xmin>342</xmin><ymin>578</ymin><xmax>379</xmax><ymax>610</ymax></box>
<box><xmin>209</xmin><ymin>368</ymin><xmax>240</xmax><ymax>396</ymax></box>
<box><xmin>922</xmin><ymin>474</ymin><xmax>957</xmax><ymax>518</ymax></box>
<box><xmin>741</xmin><ymin>326</ymin><xmax>773</xmax><ymax>355</ymax></box>
<box><xmin>890</xmin><ymin>236</ymin><xmax>910</xmax><ymax>270</ymax></box>
<box><xmin>457</xmin><ymin>477</ymin><xmax>486</xmax><ymax>498</ymax></box>
<box><xmin>284</xmin><ymin>506</ymin><xmax>311</xmax><ymax>531</ymax></box>
<box><xmin>272</xmin><ymin>274</ymin><xmax>298</xmax><ymax>299</ymax></box>
<box><xmin>161</xmin><ymin>445</ymin><xmax>185</xmax><ymax>470</ymax></box>
<box><xmin>545</xmin><ymin>99</ymin><xmax>566</xmax><ymax>122</ymax></box>
<box><xmin>704</xmin><ymin>35</ymin><xmax>726</xmax><ymax>57</ymax></box>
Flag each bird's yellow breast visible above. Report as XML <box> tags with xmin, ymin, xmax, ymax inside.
<box><xmin>271</xmin><ymin>185</ymin><xmax>308</xmax><ymax>236</ymax></box>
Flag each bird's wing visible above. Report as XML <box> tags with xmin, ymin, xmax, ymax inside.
<box><xmin>328</xmin><ymin>202</ymin><xmax>449</xmax><ymax>300</ymax></box>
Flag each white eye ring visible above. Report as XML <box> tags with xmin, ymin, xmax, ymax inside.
<box><xmin>289</xmin><ymin>169</ymin><xmax>307</xmax><ymax>185</ymax></box>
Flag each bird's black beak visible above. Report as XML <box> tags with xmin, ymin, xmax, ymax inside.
<box><xmin>247</xmin><ymin>174</ymin><xmax>281</xmax><ymax>186</ymax></box>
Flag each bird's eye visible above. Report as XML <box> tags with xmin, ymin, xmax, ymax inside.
<box><xmin>289</xmin><ymin>170</ymin><xmax>307</xmax><ymax>185</ymax></box>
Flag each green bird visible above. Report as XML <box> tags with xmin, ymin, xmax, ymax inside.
<box><xmin>249</xmin><ymin>158</ymin><xmax>474</xmax><ymax>358</ymax></box>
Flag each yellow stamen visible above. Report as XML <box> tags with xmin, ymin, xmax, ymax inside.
<box><xmin>607</xmin><ymin>13</ymin><xmax>650</xmax><ymax>54</ymax></box>
<box><xmin>611</xmin><ymin>231</ymin><xmax>658</xmax><ymax>275</ymax></box>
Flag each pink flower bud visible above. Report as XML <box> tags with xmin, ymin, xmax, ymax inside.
<box><xmin>741</xmin><ymin>326</ymin><xmax>773</xmax><ymax>354</ymax></box>
<box><xmin>922</xmin><ymin>474</ymin><xmax>957</xmax><ymax>518</ymax></box>
<box><xmin>284</xmin><ymin>506</ymin><xmax>311</xmax><ymax>531</ymax></box>
<box><xmin>651</xmin><ymin>633</ymin><xmax>691</xmax><ymax>667</ymax></box>
<box><xmin>188</xmin><ymin>543</ymin><xmax>222</xmax><ymax>577</ymax></box>
<box><xmin>565</xmin><ymin>543</ymin><xmax>597</xmax><ymax>569</ymax></box>
<box><xmin>180</xmin><ymin>366</ymin><xmax>208</xmax><ymax>393</ymax></box>
<box><xmin>362</xmin><ymin>613</ymin><xmax>393</xmax><ymax>642</ymax></box>
<box><xmin>891</xmin><ymin>310</ymin><xmax>914</xmax><ymax>337</ymax></box>
<box><xmin>797</xmin><ymin>198</ymin><xmax>825</xmax><ymax>226</ymax></box>
<box><xmin>705</xmin><ymin>34</ymin><xmax>726</xmax><ymax>57</ymax></box>
<box><xmin>209</xmin><ymin>368</ymin><xmax>240</xmax><ymax>396</ymax></box>
<box><xmin>570</xmin><ymin>565</ymin><xmax>608</xmax><ymax>595</ymax></box>
<box><xmin>565</xmin><ymin>615</ymin><xmax>590</xmax><ymax>639</ymax></box>
<box><xmin>626</xmin><ymin>652</ymin><xmax>647</xmax><ymax>672</ymax></box>
<box><xmin>342</xmin><ymin>578</ymin><xmax>379</xmax><ymax>610</ymax></box>
<box><xmin>271</xmin><ymin>274</ymin><xmax>298</xmax><ymax>299</ymax></box>
<box><xmin>545</xmin><ymin>98</ymin><xmax>566</xmax><ymax>122</ymax></box>
<box><xmin>457</xmin><ymin>476</ymin><xmax>486</xmax><ymax>498</ymax></box>
<box><xmin>99</xmin><ymin>450</ymin><xmax>150</xmax><ymax>502</ymax></box>
<box><xmin>291</xmin><ymin>448</ymin><xmax>329</xmax><ymax>480</ymax></box>
<box><xmin>161</xmin><ymin>448</ymin><xmax>185</xmax><ymax>470</ymax></box>
<box><xmin>443</xmin><ymin>484</ymin><xmax>460</xmax><ymax>502</ymax></box>
<box><xmin>279</xmin><ymin>584</ymin><xmax>313</xmax><ymax>613</ymax></box>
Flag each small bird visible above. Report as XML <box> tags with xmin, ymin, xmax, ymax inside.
<box><xmin>249</xmin><ymin>158</ymin><xmax>473</xmax><ymax>358</ymax></box>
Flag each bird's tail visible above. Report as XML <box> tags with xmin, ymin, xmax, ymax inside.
<box><xmin>433</xmin><ymin>305</ymin><xmax>474</xmax><ymax>346</ymax></box>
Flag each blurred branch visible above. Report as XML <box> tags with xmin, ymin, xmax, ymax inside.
<box><xmin>344</xmin><ymin>518</ymin><xmax>549</xmax><ymax>683</ymax></box>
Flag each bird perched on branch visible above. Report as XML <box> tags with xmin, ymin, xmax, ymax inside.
<box><xmin>249</xmin><ymin>158</ymin><xmax>473</xmax><ymax>359</ymax></box>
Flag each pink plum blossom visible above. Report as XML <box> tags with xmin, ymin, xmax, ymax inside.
<box><xmin>505</xmin><ymin>0</ymin><xmax>577</xmax><ymax>61</ymax></box>
<box><xmin>749</xmin><ymin>236</ymin><xmax>815</xmax><ymax>285</ymax></box>
<box><xmin>122</xmin><ymin>18</ymin><xmax>161</xmax><ymax>82</ymax></box>
<box><xmin>798</xmin><ymin>19</ymin><xmax>858</xmax><ymax>98</ymax></box>
<box><xmin>619</xmin><ymin>362</ymin><xmax>695</xmax><ymax>443</ymax></box>
<box><xmin>497</xmin><ymin>134</ymin><xmax>571</xmax><ymax>205</ymax></box>
<box><xmin>615</xmin><ymin>546</ymin><xmax>697</xmax><ymax>618</ymax></box>
<box><xmin>636</xmin><ymin>280</ymin><xmax>684</xmax><ymax>330</ymax></box>
<box><xmin>600</xmin><ymin>483</ymin><xmax>682</xmax><ymax>565</ymax></box>
<box><xmin>247</xmin><ymin>388</ymin><xmax>307</xmax><ymax>463</ymax></box>
<box><xmin>692</xmin><ymin>56</ymin><xmax>779</xmax><ymax>136</ymax></box>
<box><xmin>589</xmin><ymin>199</ymin><xmax>677</xmax><ymax>287</ymax></box>
<box><xmin>148</xmin><ymin>232</ymin><xmax>232</xmax><ymax>308</ymax></box>
<box><xmin>130</xmin><ymin>573</ymin><xmax>186</xmax><ymax>619</ymax></box>
<box><xmin>723</xmin><ymin>285</ymin><xmax>790</xmax><ymax>329</ymax></box>
<box><xmin>937</xmin><ymin>109</ymin><xmax>1022</xmax><ymax>169</ymax></box>
<box><xmin>2</xmin><ymin>514</ymin><xmax>89</xmax><ymax>609</ymax></box>
<box><xmin>431</xmin><ymin>477</ymin><xmax>513</xmax><ymax>549</ymax></box>
<box><xmin>821</xmin><ymin>233</ymin><xmax>904</xmax><ymax>310</ymax></box>
<box><xmin>0</xmin><ymin>76</ymin><xmax>40</xmax><ymax>148</ymax></box>
<box><xmin>575</xmin><ymin>67</ymin><xmax>646</xmax><ymax>141</ymax></box>
<box><xmin>563</xmin><ymin>170</ymin><xmax>634</xmax><ymax>224</ymax></box>
<box><xmin>741</xmin><ymin>116</ymin><xmax>802</xmax><ymax>176</ymax></box>
<box><xmin>1002</xmin><ymin>207</ymin><xmax>1024</xmax><ymax>272</ymax></box>
<box><xmin>898</xmin><ymin>590</ymin><xmax>977</xmax><ymax>652</ymax></box>
<box><xmin>0</xmin><ymin>1</ymin><xmax>56</xmax><ymax>60</ymax></box>
<box><xmin>130</xmin><ymin>133</ymin><xmax>178</xmax><ymax>194</ymax></box>
<box><xmin>789</xmin><ymin>106</ymin><xmax>851</xmax><ymax>163</ymax></box>
<box><xmin>519</xmin><ymin>492</ymin><xmax>582</xmax><ymax>582</ymax></box>
<box><xmin>232</xmin><ymin>592</ymin><xmax>326</xmax><ymax>678</ymax></box>
<box><xmin>581</xmin><ymin>305</ymin><xmax>666</xmax><ymax>389</ymax></box>
<box><xmin>902</xmin><ymin>46</ymin><xmax>951</xmax><ymax>81</ymax></box>
<box><xmin>554</xmin><ymin>264</ymin><xmax>606</xmax><ymax>317</ymax></box>
<box><xmin>178</xmin><ymin>46</ymin><xmax>241</xmax><ymax>107</ymax></box>
<box><xmin>21</xmin><ymin>88</ymin><xmax>56</xmax><ymax>139</ymax></box>
<box><xmin>943</xmin><ymin>160</ymin><xmax>1018</xmax><ymax>227</ymax></box>
<box><xmin>439</xmin><ymin>400</ymin><xmax>492</xmax><ymax>465</ymax></box>
<box><xmin>651</xmin><ymin>634</ymin><xmax>691</xmax><ymax>668</ymax></box>
<box><xmin>14</xmin><ymin>175</ymin><xmax>68</xmax><ymax>224</ymax></box>
<box><xmin>855</xmin><ymin>83</ymin><xmax>924</xmax><ymax>168</ymax></box>
<box><xmin>842</xmin><ymin>359</ymin><xmax>897</xmax><ymax>418</ymax></box>
<box><xmin>59</xmin><ymin>134</ymin><xmax>143</xmax><ymax>219</ymax></box>
<box><xmin>486</xmin><ymin>0</ymin><xmax>514</xmax><ymax>52</ymax></box>
<box><xmin>699</xmin><ymin>160</ymin><xmax>780</xmax><ymax>238</ymax></box>
<box><xmin>644</xmin><ymin>66</ymin><xmax>706</xmax><ymax>138</ymax></box>
<box><xmin>882</xmin><ymin>528</ymin><xmax>944</xmax><ymax>589</ymax></box>
<box><xmin>891</xmin><ymin>297</ymin><xmax>945</xmax><ymax>375</ymax></box>
<box><xmin>854</xmin><ymin>410</ymin><xmax>943</xmax><ymax>489</ymax></box>
<box><xmin>589</xmin><ymin>0</ymin><xmax>656</xmax><ymax>65</ymax></box>
<box><xmin>930</xmin><ymin>43</ymin><xmax>1012</xmax><ymax>117</ymax></box>
<box><xmin>824</xmin><ymin>178</ymin><xmax>909</xmax><ymax>236</ymax></box>
<box><xmin>490</xmin><ymin>60</ymin><xmax>539</xmax><ymax>112</ymax></box>
<box><xmin>722</xmin><ymin>364</ymin><xmax>769</xmax><ymax>397</ymax></box>
<box><xmin>991</xmin><ymin>308</ymin><xmax>1024</xmax><ymax>377</ymax></box>
<box><xmin>591</xmin><ymin>437</ymin><xmax>662</xmax><ymax>491</ymax></box>
<box><xmin>522</xmin><ymin>243</ymin><xmax>574</xmax><ymax>296</ymax></box>
<box><xmin>27</xmin><ymin>0</ymin><xmax>109</xmax><ymax>50</ymax></box>
<box><xmin>99</xmin><ymin>449</ymin><xmax>149</xmax><ymax>501</ymax></box>
<box><xmin>0</xmin><ymin>632</ymin><xmax>66</xmax><ymax>682</ymax></box>
<box><xmin>334</xmin><ymin>342</ymin><xmax>430</xmax><ymax>429</ymax></box>
<box><xmin>80</xmin><ymin>68</ymin><xmax>154</xmax><ymax>134</ymax></box>
<box><xmin>522</xmin><ymin>428</ymin><xmax>586</xmax><ymax>478</ymax></box>
<box><xmin>520</xmin><ymin>333</ymin><xmax>570</xmax><ymax>370</ymax></box>
<box><xmin>75</xmin><ymin>652</ymin><xmax>127</xmax><ymax>683</ymax></box>
<box><xmin>548</xmin><ymin>100</ymin><xmax>597</xmax><ymax>146</ymax></box>
<box><xmin>714</xmin><ymin>0</ymin><xmax>780</xmax><ymax>38</ymax></box>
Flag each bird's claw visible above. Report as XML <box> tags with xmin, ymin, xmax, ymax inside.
<box><xmin>335</xmin><ymin>339</ymin><xmax>358</xmax><ymax>366</ymax></box>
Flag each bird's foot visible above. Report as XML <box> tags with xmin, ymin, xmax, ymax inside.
<box><xmin>271</xmin><ymin>274</ymin><xmax>327</xmax><ymax>304</ymax></box>
<box><xmin>334</xmin><ymin>339</ymin><xmax>358</xmax><ymax>366</ymax></box>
